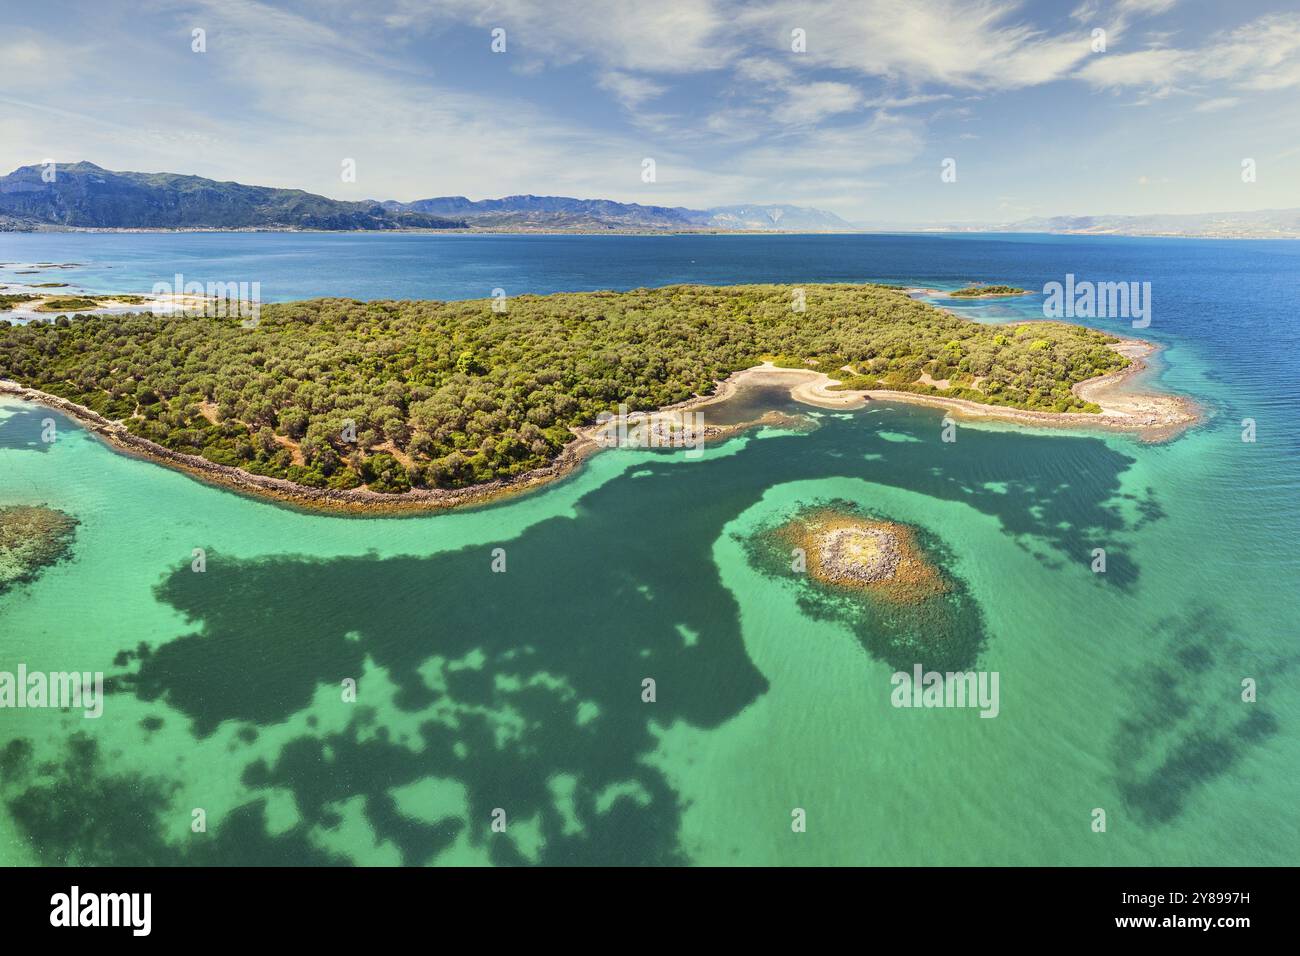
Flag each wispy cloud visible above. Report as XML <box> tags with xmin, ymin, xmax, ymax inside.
<box><xmin>598</xmin><ymin>71</ymin><xmax>668</xmax><ymax>111</ymax></box>
<box><xmin>1078</xmin><ymin>12</ymin><xmax>1300</xmax><ymax>95</ymax></box>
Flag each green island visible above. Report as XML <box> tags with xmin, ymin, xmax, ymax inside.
<box><xmin>33</xmin><ymin>297</ymin><xmax>102</xmax><ymax>313</ymax></box>
<box><xmin>947</xmin><ymin>284</ymin><xmax>1027</xmax><ymax>297</ymax></box>
<box><xmin>0</xmin><ymin>283</ymin><xmax>1127</xmax><ymax>495</ymax></box>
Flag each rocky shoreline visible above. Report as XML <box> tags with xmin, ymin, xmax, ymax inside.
<box><xmin>0</xmin><ymin>378</ymin><xmax>763</xmax><ymax>515</ymax></box>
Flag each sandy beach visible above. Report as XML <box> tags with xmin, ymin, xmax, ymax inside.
<box><xmin>0</xmin><ymin>289</ymin><xmax>218</xmax><ymax>322</ymax></box>
<box><xmin>693</xmin><ymin>339</ymin><xmax>1198</xmax><ymax>442</ymax></box>
<box><xmin>684</xmin><ymin>361</ymin><xmax>868</xmax><ymax>411</ymax></box>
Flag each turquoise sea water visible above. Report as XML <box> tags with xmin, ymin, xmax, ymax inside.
<box><xmin>1</xmin><ymin>233</ymin><xmax>1297</xmax><ymax>865</ymax></box>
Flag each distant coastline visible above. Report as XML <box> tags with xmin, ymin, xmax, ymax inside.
<box><xmin>1</xmin><ymin>223</ymin><xmax>859</xmax><ymax>237</ymax></box>
<box><xmin>5</xmin><ymin>223</ymin><xmax>1294</xmax><ymax>239</ymax></box>
<box><xmin>5</xmin><ymin>162</ymin><xmax>1297</xmax><ymax>238</ymax></box>
<box><xmin>5</xmin><ymin>224</ymin><xmax>1298</xmax><ymax>239</ymax></box>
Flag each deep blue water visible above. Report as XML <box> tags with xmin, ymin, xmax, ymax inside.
<box><xmin>5</xmin><ymin>229</ymin><xmax>1298</xmax><ymax>308</ymax></box>
<box><xmin>4</xmin><ymin>230</ymin><xmax>1298</xmax><ymax>441</ymax></box>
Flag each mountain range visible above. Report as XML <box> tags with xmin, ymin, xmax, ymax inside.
<box><xmin>3</xmin><ymin>163</ymin><xmax>1295</xmax><ymax>238</ymax></box>
<box><xmin>0</xmin><ymin>163</ymin><xmax>466</xmax><ymax>231</ymax></box>
<box><xmin>0</xmin><ymin>163</ymin><xmax>851</xmax><ymax>233</ymax></box>
<box><xmin>381</xmin><ymin>195</ymin><xmax>852</xmax><ymax>231</ymax></box>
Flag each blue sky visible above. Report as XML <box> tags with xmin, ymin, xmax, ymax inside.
<box><xmin>3</xmin><ymin>0</ymin><xmax>1299</xmax><ymax>222</ymax></box>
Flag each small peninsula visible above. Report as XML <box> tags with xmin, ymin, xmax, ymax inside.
<box><xmin>0</xmin><ymin>282</ymin><xmax>1191</xmax><ymax>511</ymax></box>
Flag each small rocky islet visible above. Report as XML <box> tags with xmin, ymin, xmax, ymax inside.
<box><xmin>775</xmin><ymin>508</ymin><xmax>948</xmax><ymax>605</ymax></box>
<box><xmin>745</xmin><ymin>501</ymin><xmax>987</xmax><ymax>671</ymax></box>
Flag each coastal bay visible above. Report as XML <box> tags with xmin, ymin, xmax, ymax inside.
<box><xmin>0</xmin><ymin>231</ymin><xmax>1295</xmax><ymax>867</ymax></box>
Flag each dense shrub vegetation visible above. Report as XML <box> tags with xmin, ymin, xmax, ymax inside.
<box><xmin>0</xmin><ymin>283</ymin><xmax>1126</xmax><ymax>493</ymax></box>
<box><xmin>948</xmin><ymin>285</ymin><xmax>1027</xmax><ymax>297</ymax></box>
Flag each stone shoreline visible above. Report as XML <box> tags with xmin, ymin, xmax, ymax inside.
<box><xmin>0</xmin><ymin>378</ymin><xmax>760</xmax><ymax>515</ymax></box>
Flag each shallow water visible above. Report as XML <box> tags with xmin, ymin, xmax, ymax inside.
<box><xmin>1</xmin><ymin>233</ymin><xmax>1297</xmax><ymax>865</ymax></box>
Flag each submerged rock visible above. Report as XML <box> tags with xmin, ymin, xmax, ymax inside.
<box><xmin>0</xmin><ymin>505</ymin><xmax>79</xmax><ymax>595</ymax></box>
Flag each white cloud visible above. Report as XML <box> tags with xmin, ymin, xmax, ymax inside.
<box><xmin>386</xmin><ymin>0</ymin><xmax>735</xmax><ymax>73</ymax></box>
<box><xmin>771</xmin><ymin>82</ymin><xmax>863</xmax><ymax>125</ymax></box>
<box><xmin>1216</xmin><ymin>14</ymin><xmax>1300</xmax><ymax>91</ymax></box>
<box><xmin>0</xmin><ymin>38</ymin><xmax>47</xmax><ymax>69</ymax></box>
<box><xmin>598</xmin><ymin>71</ymin><xmax>668</xmax><ymax>110</ymax></box>
<box><xmin>1076</xmin><ymin>47</ymin><xmax>1189</xmax><ymax>90</ymax></box>
<box><xmin>1116</xmin><ymin>0</ymin><xmax>1179</xmax><ymax>15</ymax></box>
<box><xmin>721</xmin><ymin>112</ymin><xmax>925</xmax><ymax>207</ymax></box>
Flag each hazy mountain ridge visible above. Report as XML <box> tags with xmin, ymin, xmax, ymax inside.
<box><xmin>381</xmin><ymin>195</ymin><xmax>855</xmax><ymax>231</ymax></box>
<box><xmin>855</xmin><ymin>208</ymin><xmax>1300</xmax><ymax>239</ymax></box>
<box><xmin>1005</xmin><ymin>209</ymin><xmax>1300</xmax><ymax>239</ymax></box>
<box><xmin>4</xmin><ymin>164</ymin><xmax>1292</xmax><ymax>237</ymax></box>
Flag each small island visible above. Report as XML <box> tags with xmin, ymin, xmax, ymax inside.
<box><xmin>773</xmin><ymin>508</ymin><xmax>947</xmax><ymax>605</ymax></box>
<box><xmin>947</xmin><ymin>284</ymin><xmax>1028</xmax><ymax>298</ymax></box>
<box><xmin>1</xmin><ymin>293</ymin><xmax>152</xmax><ymax>316</ymax></box>
<box><xmin>0</xmin><ymin>292</ymin><xmax>151</xmax><ymax>314</ymax></box>
<box><xmin>0</xmin><ymin>505</ymin><xmax>79</xmax><ymax>595</ymax></box>
<box><xmin>746</xmin><ymin>501</ymin><xmax>986</xmax><ymax>670</ymax></box>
